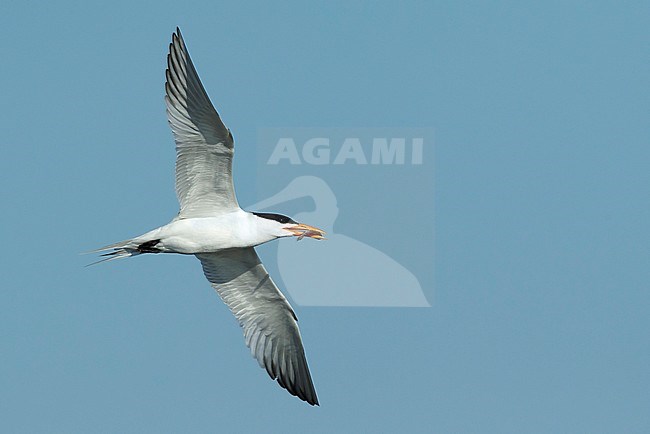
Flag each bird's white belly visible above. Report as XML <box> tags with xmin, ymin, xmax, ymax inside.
<box><xmin>150</xmin><ymin>213</ymin><xmax>270</xmax><ymax>254</ymax></box>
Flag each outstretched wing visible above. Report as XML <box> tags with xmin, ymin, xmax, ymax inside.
<box><xmin>166</xmin><ymin>28</ymin><xmax>239</xmax><ymax>218</ymax></box>
<box><xmin>196</xmin><ymin>248</ymin><xmax>319</xmax><ymax>405</ymax></box>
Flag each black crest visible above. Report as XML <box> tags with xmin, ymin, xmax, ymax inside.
<box><xmin>252</xmin><ymin>212</ymin><xmax>296</xmax><ymax>224</ymax></box>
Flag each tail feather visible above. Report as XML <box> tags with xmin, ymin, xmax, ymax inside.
<box><xmin>85</xmin><ymin>239</ymin><xmax>135</xmax><ymax>254</ymax></box>
<box><xmin>85</xmin><ymin>249</ymin><xmax>139</xmax><ymax>267</ymax></box>
<box><xmin>85</xmin><ymin>237</ymin><xmax>162</xmax><ymax>266</ymax></box>
<box><xmin>85</xmin><ymin>238</ymin><xmax>141</xmax><ymax>267</ymax></box>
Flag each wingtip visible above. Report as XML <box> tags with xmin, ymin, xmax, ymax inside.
<box><xmin>174</xmin><ymin>27</ymin><xmax>184</xmax><ymax>45</ymax></box>
<box><xmin>279</xmin><ymin>377</ymin><xmax>319</xmax><ymax>406</ymax></box>
<box><xmin>171</xmin><ymin>28</ymin><xmax>186</xmax><ymax>55</ymax></box>
<box><xmin>302</xmin><ymin>388</ymin><xmax>319</xmax><ymax>406</ymax></box>
<box><xmin>302</xmin><ymin>385</ymin><xmax>320</xmax><ymax>406</ymax></box>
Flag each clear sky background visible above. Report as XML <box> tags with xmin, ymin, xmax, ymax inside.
<box><xmin>1</xmin><ymin>1</ymin><xmax>648</xmax><ymax>433</ymax></box>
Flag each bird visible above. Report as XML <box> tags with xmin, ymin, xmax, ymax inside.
<box><xmin>91</xmin><ymin>28</ymin><xmax>325</xmax><ymax>406</ymax></box>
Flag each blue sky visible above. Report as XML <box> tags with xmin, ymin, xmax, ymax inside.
<box><xmin>1</xmin><ymin>1</ymin><xmax>649</xmax><ymax>433</ymax></box>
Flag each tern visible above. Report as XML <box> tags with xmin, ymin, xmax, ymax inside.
<box><xmin>92</xmin><ymin>28</ymin><xmax>325</xmax><ymax>406</ymax></box>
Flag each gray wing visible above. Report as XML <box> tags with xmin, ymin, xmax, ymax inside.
<box><xmin>166</xmin><ymin>28</ymin><xmax>239</xmax><ymax>218</ymax></box>
<box><xmin>196</xmin><ymin>248</ymin><xmax>319</xmax><ymax>405</ymax></box>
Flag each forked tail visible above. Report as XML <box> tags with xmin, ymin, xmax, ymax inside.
<box><xmin>85</xmin><ymin>238</ymin><xmax>161</xmax><ymax>266</ymax></box>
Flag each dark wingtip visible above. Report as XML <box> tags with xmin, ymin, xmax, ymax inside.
<box><xmin>172</xmin><ymin>27</ymin><xmax>186</xmax><ymax>52</ymax></box>
<box><xmin>175</xmin><ymin>27</ymin><xmax>184</xmax><ymax>44</ymax></box>
<box><xmin>303</xmin><ymin>382</ymin><xmax>319</xmax><ymax>406</ymax></box>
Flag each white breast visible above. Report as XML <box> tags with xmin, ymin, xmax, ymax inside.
<box><xmin>153</xmin><ymin>210</ymin><xmax>274</xmax><ymax>254</ymax></box>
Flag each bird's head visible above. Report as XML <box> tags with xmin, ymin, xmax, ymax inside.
<box><xmin>253</xmin><ymin>212</ymin><xmax>326</xmax><ymax>240</ymax></box>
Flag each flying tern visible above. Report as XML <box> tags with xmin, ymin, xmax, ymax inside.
<box><xmin>92</xmin><ymin>28</ymin><xmax>324</xmax><ymax>405</ymax></box>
